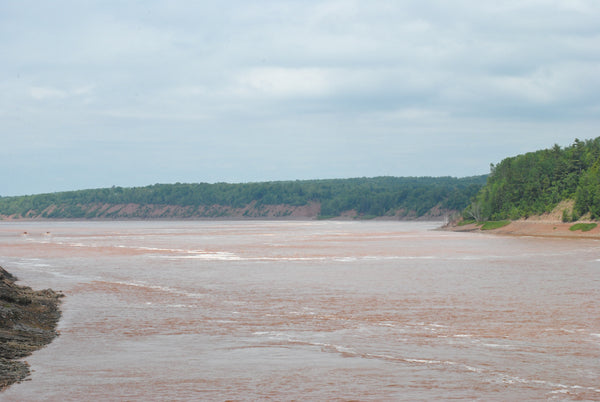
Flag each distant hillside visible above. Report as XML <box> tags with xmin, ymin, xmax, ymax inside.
<box><xmin>465</xmin><ymin>137</ymin><xmax>600</xmax><ymax>221</ymax></box>
<box><xmin>0</xmin><ymin>176</ymin><xmax>486</xmax><ymax>220</ymax></box>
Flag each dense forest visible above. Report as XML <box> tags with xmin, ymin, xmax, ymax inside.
<box><xmin>465</xmin><ymin>137</ymin><xmax>600</xmax><ymax>221</ymax></box>
<box><xmin>0</xmin><ymin>176</ymin><xmax>486</xmax><ymax>220</ymax></box>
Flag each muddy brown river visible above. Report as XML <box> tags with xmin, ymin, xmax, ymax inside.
<box><xmin>0</xmin><ymin>221</ymin><xmax>598</xmax><ymax>400</ymax></box>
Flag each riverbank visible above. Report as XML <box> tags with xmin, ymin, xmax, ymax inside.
<box><xmin>447</xmin><ymin>219</ymin><xmax>600</xmax><ymax>238</ymax></box>
<box><xmin>0</xmin><ymin>266</ymin><xmax>62</xmax><ymax>391</ymax></box>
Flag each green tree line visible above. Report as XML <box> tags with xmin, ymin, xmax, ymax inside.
<box><xmin>0</xmin><ymin>176</ymin><xmax>486</xmax><ymax>219</ymax></box>
<box><xmin>465</xmin><ymin>137</ymin><xmax>600</xmax><ymax>221</ymax></box>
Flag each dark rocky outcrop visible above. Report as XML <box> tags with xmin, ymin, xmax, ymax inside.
<box><xmin>0</xmin><ymin>266</ymin><xmax>62</xmax><ymax>391</ymax></box>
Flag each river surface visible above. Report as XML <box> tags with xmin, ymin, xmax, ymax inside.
<box><xmin>0</xmin><ymin>220</ymin><xmax>598</xmax><ymax>401</ymax></box>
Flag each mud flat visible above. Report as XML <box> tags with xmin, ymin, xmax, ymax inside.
<box><xmin>0</xmin><ymin>265</ymin><xmax>62</xmax><ymax>391</ymax></box>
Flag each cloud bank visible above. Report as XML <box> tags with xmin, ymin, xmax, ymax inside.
<box><xmin>1</xmin><ymin>0</ymin><xmax>599</xmax><ymax>195</ymax></box>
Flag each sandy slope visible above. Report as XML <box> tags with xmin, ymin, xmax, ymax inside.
<box><xmin>448</xmin><ymin>200</ymin><xmax>600</xmax><ymax>238</ymax></box>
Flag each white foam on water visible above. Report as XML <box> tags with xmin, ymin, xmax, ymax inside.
<box><xmin>404</xmin><ymin>358</ymin><xmax>442</xmax><ymax>364</ymax></box>
<box><xmin>110</xmin><ymin>280</ymin><xmax>207</xmax><ymax>299</ymax></box>
<box><xmin>251</xmin><ymin>330</ymin><xmax>493</xmax><ymax>378</ymax></box>
<box><xmin>333</xmin><ymin>257</ymin><xmax>358</xmax><ymax>262</ymax></box>
<box><xmin>364</xmin><ymin>255</ymin><xmax>439</xmax><ymax>260</ymax></box>
<box><xmin>382</xmin><ymin>356</ymin><xmax>485</xmax><ymax>375</ymax></box>
<box><xmin>167</xmin><ymin>304</ymin><xmax>194</xmax><ymax>308</ymax></box>
<box><xmin>11</xmin><ymin>258</ymin><xmax>46</xmax><ymax>266</ymax></box>
<box><xmin>483</xmin><ymin>343</ymin><xmax>513</xmax><ymax>349</ymax></box>
<box><xmin>153</xmin><ymin>254</ymin><xmax>472</xmax><ymax>263</ymax></box>
<box><xmin>491</xmin><ymin>374</ymin><xmax>600</xmax><ymax>395</ymax></box>
<box><xmin>169</xmin><ymin>252</ymin><xmax>242</xmax><ymax>261</ymax></box>
<box><xmin>463</xmin><ymin>365</ymin><xmax>483</xmax><ymax>373</ymax></box>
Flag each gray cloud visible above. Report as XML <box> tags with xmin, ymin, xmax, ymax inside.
<box><xmin>1</xmin><ymin>0</ymin><xmax>599</xmax><ymax>195</ymax></box>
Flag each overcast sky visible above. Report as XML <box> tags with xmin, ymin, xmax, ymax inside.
<box><xmin>1</xmin><ymin>1</ymin><xmax>599</xmax><ymax>196</ymax></box>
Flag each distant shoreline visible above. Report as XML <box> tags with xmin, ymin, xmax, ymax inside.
<box><xmin>0</xmin><ymin>215</ymin><xmax>448</xmax><ymax>222</ymax></box>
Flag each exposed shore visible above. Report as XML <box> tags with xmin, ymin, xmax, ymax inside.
<box><xmin>446</xmin><ymin>219</ymin><xmax>600</xmax><ymax>238</ymax></box>
<box><xmin>0</xmin><ymin>266</ymin><xmax>62</xmax><ymax>391</ymax></box>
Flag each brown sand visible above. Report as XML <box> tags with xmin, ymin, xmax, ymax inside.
<box><xmin>447</xmin><ymin>200</ymin><xmax>600</xmax><ymax>238</ymax></box>
<box><xmin>449</xmin><ymin>220</ymin><xmax>600</xmax><ymax>238</ymax></box>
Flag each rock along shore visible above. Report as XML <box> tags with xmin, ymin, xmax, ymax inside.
<box><xmin>0</xmin><ymin>266</ymin><xmax>62</xmax><ymax>391</ymax></box>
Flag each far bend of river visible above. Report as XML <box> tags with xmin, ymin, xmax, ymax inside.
<box><xmin>0</xmin><ymin>221</ymin><xmax>598</xmax><ymax>401</ymax></box>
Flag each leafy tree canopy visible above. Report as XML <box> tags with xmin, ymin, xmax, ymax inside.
<box><xmin>0</xmin><ymin>176</ymin><xmax>486</xmax><ymax>219</ymax></box>
<box><xmin>466</xmin><ymin>137</ymin><xmax>600</xmax><ymax>221</ymax></box>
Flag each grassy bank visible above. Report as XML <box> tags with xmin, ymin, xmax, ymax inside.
<box><xmin>480</xmin><ymin>220</ymin><xmax>511</xmax><ymax>230</ymax></box>
<box><xmin>569</xmin><ymin>223</ymin><xmax>598</xmax><ymax>232</ymax></box>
